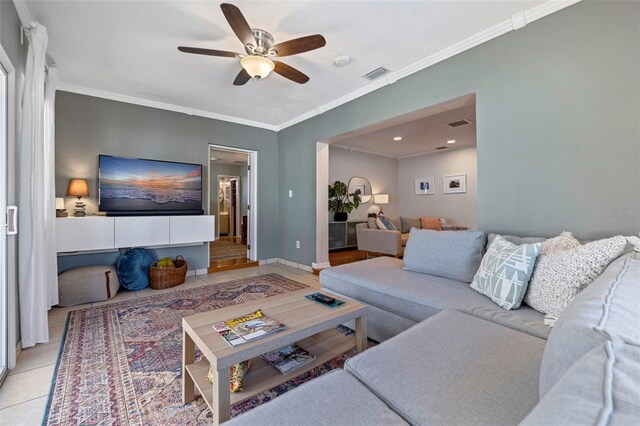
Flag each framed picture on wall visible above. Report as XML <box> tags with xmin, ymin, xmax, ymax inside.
<box><xmin>443</xmin><ymin>174</ymin><xmax>466</xmax><ymax>194</ymax></box>
<box><xmin>415</xmin><ymin>177</ymin><xmax>435</xmax><ymax>195</ymax></box>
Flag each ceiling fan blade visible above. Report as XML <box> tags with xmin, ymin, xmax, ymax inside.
<box><xmin>233</xmin><ymin>68</ymin><xmax>252</xmax><ymax>86</ymax></box>
<box><xmin>220</xmin><ymin>3</ymin><xmax>256</xmax><ymax>47</ymax></box>
<box><xmin>272</xmin><ymin>35</ymin><xmax>326</xmax><ymax>57</ymax></box>
<box><xmin>273</xmin><ymin>61</ymin><xmax>310</xmax><ymax>84</ymax></box>
<box><xmin>178</xmin><ymin>46</ymin><xmax>239</xmax><ymax>58</ymax></box>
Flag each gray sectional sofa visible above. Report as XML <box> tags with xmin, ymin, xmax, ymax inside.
<box><xmin>227</xmin><ymin>235</ymin><xmax>640</xmax><ymax>425</ymax></box>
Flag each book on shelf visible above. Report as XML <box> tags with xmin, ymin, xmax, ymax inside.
<box><xmin>261</xmin><ymin>343</ymin><xmax>316</xmax><ymax>374</ymax></box>
<box><xmin>212</xmin><ymin>309</ymin><xmax>287</xmax><ymax>347</ymax></box>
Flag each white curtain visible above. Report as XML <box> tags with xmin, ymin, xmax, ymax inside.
<box><xmin>18</xmin><ymin>23</ymin><xmax>58</xmax><ymax>348</ymax></box>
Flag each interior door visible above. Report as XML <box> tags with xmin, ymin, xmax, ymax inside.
<box><xmin>0</xmin><ymin>63</ymin><xmax>8</xmax><ymax>384</ymax></box>
<box><xmin>245</xmin><ymin>156</ymin><xmax>251</xmax><ymax>259</ymax></box>
<box><xmin>230</xmin><ymin>178</ymin><xmax>237</xmax><ymax>238</ymax></box>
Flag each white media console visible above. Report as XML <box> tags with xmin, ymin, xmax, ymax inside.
<box><xmin>56</xmin><ymin>215</ymin><xmax>215</xmax><ymax>253</ymax></box>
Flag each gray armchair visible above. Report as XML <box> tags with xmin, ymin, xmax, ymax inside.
<box><xmin>356</xmin><ymin>223</ymin><xmax>404</xmax><ymax>258</ymax></box>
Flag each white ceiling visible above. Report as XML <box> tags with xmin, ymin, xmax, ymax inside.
<box><xmin>329</xmin><ymin>94</ymin><xmax>476</xmax><ymax>158</ymax></box>
<box><xmin>209</xmin><ymin>148</ymin><xmax>248</xmax><ymax>165</ymax></box>
<box><xmin>26</xmin><ymin>0</ymin><xmax>564</xmax><ymax>129</ymax></box>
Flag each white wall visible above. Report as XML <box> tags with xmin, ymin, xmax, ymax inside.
<box><xmin>398</xmin><ymin>146</ymin><xmax>477</xmax><ymax>229</ymax></box>
<box><xmin>329</xmin><ymin>146</ymin><xmax>398</xmax><ymax>221</ymax></box>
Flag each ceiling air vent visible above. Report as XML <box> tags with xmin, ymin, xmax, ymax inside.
<box><xmin>446</xmin><ymin>119</ymin><xmax>472</xmax><ymax>128</ymax></box>
<box><xmin>436</xmin><ymin>146</ymin><xmax>447</xmax><ymax>150</ymax></box>
<box><xmin>363</xmin><ymin>66</ymin><xmax>390</xmax><ymax>80</ymax></box>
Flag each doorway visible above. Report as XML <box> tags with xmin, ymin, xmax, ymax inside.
<box><xmin>208</xmin><ymin>146</ymin><xmax>258</xmax><ymax>271</ymax></box>
<box><xmin>315</xmin><ymin>94</ymin><xmax>478</xmax><ymax>270</ymax></box>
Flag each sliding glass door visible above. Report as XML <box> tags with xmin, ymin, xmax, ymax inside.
<box><xmin>0</xmin><ymin>63</ymin><xmax>8</xmax><ymax>384</ymax></box>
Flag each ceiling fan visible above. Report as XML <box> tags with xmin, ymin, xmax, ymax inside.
<box><xmin>178</xmin><ymin>3</ymin><xmax>326</xmax><ymax>85</ymax></box>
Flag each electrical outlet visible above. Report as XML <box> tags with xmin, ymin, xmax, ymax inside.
<box><xmin>296</xmin><ymin>240</ymin><xmax>301</xmax><ymax>249</ymax></box>
<box><xmin>289</xmin><ymin>190</ymin><xmax>293</xmax><ymax>198</ymax></box>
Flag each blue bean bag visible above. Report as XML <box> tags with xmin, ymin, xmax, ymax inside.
<box><xmin>116</xmin><ymin>248</ymin><xmax>156</xmax><ymax>291</ymax></box>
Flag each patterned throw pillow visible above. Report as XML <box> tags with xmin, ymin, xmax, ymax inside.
<box><xmin>471</xmin><ymin>235</ymin><xmax>542</xmax><ymax>310</ymax></box>
<box><xmin>524</xmin><ymin>235</ymin><xmax>627</xmax><ymax>318</ymax></box>
<box><xmin>376</xmin><ymin>215</ymin><xmax>397</xmax><ymax>231</ymax></box>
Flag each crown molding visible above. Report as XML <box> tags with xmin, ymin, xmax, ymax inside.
<box><xmin>275</xmin><ymin>0</ymin><xmax>581</xmax><ymax>131</ymax></box>
<box><xmin>56</xmin><ymin>83</ymin><xmax>280</xmax><ymax>132</ymax></box>
<box><xmin>50</xmin><ymin>0</ymin><xmax>578</xmax><ymax>134</ymax></box>
<box><xmin>12</xmin><ymin>1</ymin><xmax>32</xmax><ymax>26</ymax></box>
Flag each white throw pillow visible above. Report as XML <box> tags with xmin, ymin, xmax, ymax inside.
<box><xmin>524</xmin><ymin>235</ymin><xmax>627</xmax><ymax>318</ymax></box>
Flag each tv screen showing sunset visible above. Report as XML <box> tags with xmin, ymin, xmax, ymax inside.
<box><xmin>98</xmin><ymin>155</ymin><xmax>202</xmax><ymax>213</ymax></box>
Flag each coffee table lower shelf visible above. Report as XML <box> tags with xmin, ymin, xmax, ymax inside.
<box><xmin>185</xmin><ymin>329</ymin><xmax>355</xmax><ymax>410</ymax></box>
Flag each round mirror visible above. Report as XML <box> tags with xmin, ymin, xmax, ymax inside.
<box><xmin>347</xmin><ymin>176</ymin><xmax>372</xmax><ymax>203</ymax></box>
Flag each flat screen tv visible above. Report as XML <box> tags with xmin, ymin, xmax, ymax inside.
<box><xmin>98</xmin><ymin>155</ymin><xmax>203</xmax><ymax>216</ymax></box>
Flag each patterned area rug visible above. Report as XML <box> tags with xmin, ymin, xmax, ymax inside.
<box><xmin>44</xmin><ymin>274</ymin><xmax>358</xmax><ymax>425</ymax></box>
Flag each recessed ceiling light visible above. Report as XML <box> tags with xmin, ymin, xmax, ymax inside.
<box><xmin>447</xmin><ymin>140</ymin><xmax>456</xmax><ymax>144</ymax></box>
<box><xmin>393</xmin><ymin>137</ymin><xmax>402</xmax><ymax>141</ymax></box>
<box><xmin>210</xmin><ymin>157</ymin><xmax>218</xmax><ymax>161</ymax></box>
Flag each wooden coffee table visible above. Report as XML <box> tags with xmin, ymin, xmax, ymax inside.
<box><xmin>182</xmin><ymin>288</ymin><xmax>367</xmax><ymax>424</ymax></box>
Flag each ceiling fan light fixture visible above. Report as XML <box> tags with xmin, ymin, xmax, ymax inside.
<box><xmin>240</xmin><ymin>55</ymin><xmax>275</xmax><ymax>80</ymax></box>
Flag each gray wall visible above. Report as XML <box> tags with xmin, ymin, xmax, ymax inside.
<box><xmin>278</xmin><ymin>1</ymin><xmax>640</xmax><ymax>266</ymax></box>
<box><xmin>55</xmin><ymin>92</ymin><xmax>279</xmax><ymax>269</ymax></box>
<box><xmin>398</xmin><ymin>147</ymin><xmax>478</xmax><ymax>229</ymax></box>
<box><xmin>1</xmin><ymin>0</ymin><xmax>27</xmax><ymax>347</ymax></box>
<box><xmin>329</xmin><ymin>146</ymin><xmax>399</xmax><ymax>221</ymax></box>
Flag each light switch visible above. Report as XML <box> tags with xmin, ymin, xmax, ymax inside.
<box><xmin>289</xmin><ymin>190</ymin><xmax>293</xmax><ymax>198</ymax></box>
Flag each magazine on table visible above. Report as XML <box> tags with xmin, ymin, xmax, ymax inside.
<box><xmin>213</xmin><ymin>309</ymin><xmax>287</xmax><ymax>346</ymax></box>
<box><xmin>261</xmin><ymin>343</ymin><xmax>316</xmax><ymax>374</ymax></box>
<box><xmin>212</xmin><ymin>323</ymin><xmax>246</xmax><ymax>347</ymax></box>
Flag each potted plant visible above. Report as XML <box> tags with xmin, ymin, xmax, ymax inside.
<box><xmin>328</xmin><ymin>180</ymin><xmax>361</xmax><ymax>221</ymax></box>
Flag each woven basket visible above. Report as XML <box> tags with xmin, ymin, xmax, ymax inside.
<box><xmin>148</xmin><ymin>256</ymin><xmax>187</xmax><ymax>290</ymax></box>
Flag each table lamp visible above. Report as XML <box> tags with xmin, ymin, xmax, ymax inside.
<box><xmin>55</xmin><ymin>197</ymin><xmax>68</xmax><ymax>217</ymax></box>
<box><xmin>374</xmin><ymin>194</ymin><xmax>389</xmax><ymax>215</ymax></box>
<box><xmin>67</xmin><ymin>178</ymin><xmax>89</xmax><ymax>217</ymax></box>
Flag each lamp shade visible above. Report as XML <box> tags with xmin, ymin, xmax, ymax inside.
<box><xmin>55</xmin><ymin>197</ymin><xmax>65</xmax><ymax>209</ymax></box>
<box><xmin>240</xmin><ymin>56</ymin><xmax>275</xmax><ymax>80</ymax></box>
<box><xmin>67</xmin><ymin>179</ymin><xmax>89</xmax><ymax>197</ymax></box>
<box><xmin>374</xmin><ymin>194</ymin><xmax>389</xmax><ymax>204</ymax></box>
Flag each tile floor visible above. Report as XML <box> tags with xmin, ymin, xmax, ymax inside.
<box><xmin>0</xmin><ymin>264</ymin><xmax>320</xmax><ymax>425</ymax></box>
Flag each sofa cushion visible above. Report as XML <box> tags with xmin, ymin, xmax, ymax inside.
<box><xmin>470</xmin><ymin>235</ymin><xmax>541</xmax><ymax>310</ymax></box>
<box><xmin>487</xmin><ymin>233</ymin><xmax>546</xmax><ymax>247</ymax></box>
<box><xmin>400</xmin><ymin>233</ymin><xmax>409</xmax><ymax>247</ymax></box>
<box><xmin>400</xmin><ymin>216</ymin><xmax>421</xmax><ymax>234</ymax></box>
<box><xmin>522</xmin><ymin>341</ymin><xmax>640</xmax><ymax>426</ymax></box>
<box><xmin>345</xmin><ymin>310</ymin><xmax>546</xmax><ymax>426</ymax></box>
<box><xmin>419</xmin><ymin>216</ymin><xmax>442</xmax><ymax>231</ymax></box>
<box><xmin>388</xmin><ymin>215</ymin><xmax>402</xmax><ymax>232</ymax></box>
<box><xmin>539</xmin><ymin>253</ymin><xmax>640</xmax><ymax>397</ymax></box>
<box><xmin>403</xmin><ymin>228</ymin><xmax>486</xmax><ymax>282</ymax></box>
<box><xmin>225</xmin><ymin>369</ymin><xmax>409</xmax><ymax>426</ymax></box>
<box><xmin>524</xmin><ymin>236</ymin><xmax>627</xmax><ymax>318</ymax></box>
<box><xmin>320</xmin><ymin>256</ymin><xmax>550</xmax><ymax>339</ymax></box>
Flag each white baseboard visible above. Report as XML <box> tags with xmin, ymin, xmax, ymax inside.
<box><xmin>276</xmin><ymin>258</ymin><xmax>313</xmax><ymax>273</ymax></box>
<box><xmin>312</xmin><ymin>262</ymin><xmax>331</xmax><ymax>270</ymax></box>
<box><xmin>187</xmin><ymin>268</ymin><xmax>211</xmax><ymax>277</ymax></box>
<box><xmin>259</xmin><ymin>258</ymin><xmax>278</xmax><ymax>265</ymax></box>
